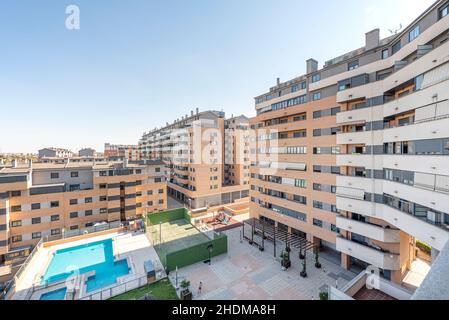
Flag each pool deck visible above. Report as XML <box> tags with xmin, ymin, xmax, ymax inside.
<box><xmin>12</xmin><ymin>230</ymin><xmax>164</xmax><ymax>300</ymax></box>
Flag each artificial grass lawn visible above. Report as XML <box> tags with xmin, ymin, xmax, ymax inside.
<box><xmin>109</xmin><ymin>278</ymin><xmax>179</xmax><ymax>300</ymax></box>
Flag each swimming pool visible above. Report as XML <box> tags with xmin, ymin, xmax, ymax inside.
<box><xmin>40</xmin><ymin>287</ymin><xmax>67</xmax><ymax>300</ymax></box>
<box><xmin>42</xmin><ymin>239</ymin><xmax>129</xmax><ymax>293</ymax></box>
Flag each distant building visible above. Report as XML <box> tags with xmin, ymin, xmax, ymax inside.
<box><xmin>104</xmin><ymin>143</ymin><xmax>139</xmax><ymax>161</ymax></box>
<box><xmin>78</xmin><ymin>148</ymin><xmax>96</xmax><ymax>157</ymax></box>
<box><xmin>38</xmin><ymin>148</ymin><xmax>73</xmax><ymax>159</ymax></box>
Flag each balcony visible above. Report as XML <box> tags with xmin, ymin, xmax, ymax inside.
<box><xmin>337</xmin><ymin>104</ymin><xmax>383</xmax><ymax>126</ymax></box>
<box><xmin>336</xmin><ymin>130</ymin><xmax>383</xmax><ymax>145</ymax></box>
<box><xmin>336</xmin><ymin>216</ymin><xmax>400</xmax><ymax>243</ymax></box>
<box><xmin>336</xmin><ymin>236</ymin><xmax>400</xmax><ymax>270</ymax></box>
<box><xmin>337</xmin><ymin>154</ymin><xmax>383</xmax><ymax>170</ymax></box>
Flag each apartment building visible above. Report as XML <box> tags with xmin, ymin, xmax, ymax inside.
<box><xmin>138</xmin><ymin>109</ymin><xmax>250</xmax><ymax>209</ymax></box>
<box><xmin>104</xmin><ymin>143</ymin><xmax>139</xmax><ymax>161</ymax></box>
<box><xmin>250</xmin><ymin>0</ymin><xmax>449</xmax><ymax>284</ymax></box>
<box><xmin>0</xmin><ymin>159</ymin><xmax>167</xmax><ymax>267</ymax></box>
<box><xmin>38</xmin><ymin>148</ymin><xmax>73</xmax><ymax>159</ymax></box>
<box><xmin>78</xmin><ymin>148</ymin><xmax>96</xmax><ymax>157</ymax></box>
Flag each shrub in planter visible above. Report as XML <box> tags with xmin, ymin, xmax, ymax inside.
<box><xmin>280</xmin><ymin>251</ymin><xmax>291</xmax><ymax>269</ymax></box>
<box><xmin>180</xmin><ymin>280</ymin><xmax>192</xmax><ymax>300</ymax></box>
<box><xmin>319</xmin><ymin>291</ymin><xmax>329</xmax><ymax>300</ymax></box>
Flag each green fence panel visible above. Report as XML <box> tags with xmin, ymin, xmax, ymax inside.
<box><xmin>164</xmin><ymin>234</ymin><xmax>228</xmax><ymax>271</ymax></box>
<box><xmin>147</xmin><ymin>208</ymin><xmax>188</xmax><ymax>225</ymax></box>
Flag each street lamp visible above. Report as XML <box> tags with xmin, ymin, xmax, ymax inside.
<box><xmin>204</xmin><ymin>244</ymin><xmax>214</xmax><ymax>265</ymax></box>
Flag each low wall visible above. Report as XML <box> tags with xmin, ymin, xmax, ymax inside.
<box><xmin>42</xmin><ymin>228</ymin><xmax>123</xmax><ymax>248</ymax></box>
<box><xmin>148</xmin><ymin>208</ymin><xmax>191</xmax><ymax>224</ymax></box>
<box><xmin>164</xmin><ymin>233</ymin><xmax>228</xmax><ymax>272</ymax></box>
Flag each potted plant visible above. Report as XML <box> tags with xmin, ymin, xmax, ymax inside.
<box><xmin>319</xmin><ymin>291</ymin><xmax>329</xmax><ymax>300</ymax></box>
<box><xmin>300</xmin><ymin>260</ymin><xmax>307</xmax><ymax>278</ymax></box>
<box><xmin>314</xmin><ymin>249</ymin><xmax>322</xmax><ymax>269</ymax></box>
<box><xmin>180</xmin><ymin>279</ymin><xmax>192</xmax><ymax>300</ymax></box>
<box><xmin>280</xmin><ymin>251</ymin><xmax>291</xmax><ymax>269</ymax></box>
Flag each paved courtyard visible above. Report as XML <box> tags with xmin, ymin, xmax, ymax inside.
<box><xmin>168</xmin><ymin>227</ymin><xmax>357</xmax><ymax>300</ymax></box>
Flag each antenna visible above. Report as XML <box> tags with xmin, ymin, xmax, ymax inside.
<box><xmin>388</xmin><ymin>23</ymin><xmax>403</xmax><ymax>35</ymax></box>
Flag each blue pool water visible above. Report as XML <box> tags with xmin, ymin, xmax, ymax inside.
<box><xmin>42</xmin><ymin>239</ymin><xmax>129</xmax><ymax>293</ymax></box>
<box><xmin>40</xmin><ymin>287</ymin><xmax>67</xmax><ymax>300</ymax></box>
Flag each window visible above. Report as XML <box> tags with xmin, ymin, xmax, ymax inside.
<box><xmin>154</xmin><ymin>177</ymin><xmax>162</xmax><ymax>183</ymax></box>
<box><xmin>51</xmin><ymin>215</ymin><xmax>60</xmax><ymax>221</ymax></box>
<box><xmin>409</xmin><ymin>25</ymin><xmax>420</xmax><ymax>42</ymax></box>
<box><xmin>71</xmin><ymin>172</ymin><xmax>79</xmax><ymax>178</ymax></box>
<box><xmin>51</xmin><ymin>229</ymin><xmax>61</xmax><ymax>236</ymax></box>
<box><xmin>313</xmin><ymin>129</ymin><xmax>321</xmax><ymax>137</ymax></box>
<box><xmin>313</xmin><ymin>111</ymin><xmax>322</xmax><ymax>119</ymax></box>
<box><xmin>99</xmin><ymin>184</ymin><xmax>107</xmax><ymax>189</ymax></box>
<box><xmin>293</xmin><ymin>195</ymin><xmax>307</xmax><ymax>205</ymax></box>
<box><xmin>85</xmin><ymin>210</ymin><xmax>93</xmax><ymax>216</ymax></box>
<box><xmin>348</xmin><ymin>60</ymin><xmax>359</xmax><ymax>71</ymax></box>
<box><xmin>70</xmin><ymin>199</ymin><xmax>78</xmax><ymax>205</ymax></box>
<box><xmin>99</xmin><ymin>171</ymin><xmax>107</xmax><ymax>176</ymax></box>
<box><xmin>51</xmin><ymin>172</ymin><xmax>59</xmax><ymax>179</ymax></box>
<box><xmin>382</xmin><ymin>49</ymin><xmax>389</xmax><ymax>59</ymax></box>
<box><xmin>313</xmin><ymin>201</ymin><xmax>323</xmax><ymax>209</ymax></box>
<box><xmin>50</xmin><ymin>201</ymin><xmax>59</xmax><ymax>208</ymax></box>
<box><xmin>440</xmin><ymin>2</ymin><xmax>449</xmax><ymax>19</ymax></box>
<box><xmin>313</xmin><ymin>166</ymin><xmax>322</xmax><ymax>173</ymax></box>
<box><xmin>147</xmin><ymin>190</ymin><xmax>153</xmax><ymax>195</ymax></box>
<box><xmin>70</xmin><ymin>212</ymin><xmax>78</xmax><ymax>219</ymax></box>
<box><xmin>312</xmin><ymin>92</ymin><xmax>321</xmax><ymax>101</ymax></box>
<box><xmin>313</xmin><ymin>183</ymin><xmax>322</xmax><ymax>191</ymax></box>
<box><xmin>158</xmin><ymin>199</ymin><xmax>164</xmax><ymax>204</ymax></box>
<box><xmin>32</xmin><ymin>232</ymin><xmax>41</xmax><ymax>239</ymax></box>
<box><xmin>313</xmin><ymin>219</ymin><xmax>323</xmax><ymax>228</ymax></box>
<box><xmin>31</xmin><ymin>203</ymin><xmax>41</xmax><ymax>210</ymax></box>
<box><xmin>331</xmin><ymin>224</ymin><xmax>340</xmax><ymax>233</ymax></box>
<box><xmin>147</xmin><ymin>201</ymin><xmax>153</xmax><ymax>206</ymax></box>
<box><xmin>136</xmin><ymin>169</ymin><xmax>142</xmax><ymax>174</ymax></box>
<box><xmin>295</xmin><ymin>179</ymin><xmax>307</xmax><ymax>188</ymax></box>
<box><xmin>11</xmin><ymin>190</ymin><xmax>21</xmax><ymax>197</ymax></box>
<box><xmin>32</xmin><ymin>217</ymin><xmax>41</xmax><ymax>224</ymax></box>
<box><xmin>85</xmin><ymin>222</ymin><xmax>94</xmax><ymax>228</ymax></box>
<box><xmin>70</xmin><ymin>226</ymin><xmax>78</xmax><ymax>230</ymax></box>
<box><xmin>293</xmin><ymin>130</ymin><xmax>307</xmax><ymax>138</ymax></box>
<box><xmin>158</xmin><ymin>189</ymin><xmax>164</xmax><ymax>194</ymax></box>
<box><xmin>85</xmin><ymin>197</ymin><xmax>92</xmax><ymax>203</ymax></box>
<box><xmin>100</xmin><ymin>208</ymin><xmax>107</xmax><ymax>214</ymax></box>
<box><xmin>12</xmin><ymin>235</ymin><xmax>22</xmax><ymax>243</ymax></box>
<box><xmin>11</xmin><ymin>205</ymin><xmax>21</xmax><ymax>212</ymax></box>
<box><xmin>291</xmin><ymin>84</ymin><xmax>299</xmax><ymax>93</ymax></box>
<box><xmin>100</xmin><ymin>196</ymin><xmax>107</xmax><ymax>201</ymax></box>
<box><xmin>11</xmin><ymin>220</ymin><xmax>22</xmax><ymax>227</ymax></box>
<box><xmin>312</xmin><ymin>73</ymin><xmax>321</xmax><ymax>82</ymax></box>
<box><xmin>414</xmin><ymin>74</ymin><xmax>424</xmax><ymax>91</ymax></box>
<box><xmin>293</xmin><ymin>114</ymin><xmax>306</xmax><ymax>121</ymax></box>
<box><xmin>392</xmin><ymin>41</ymin><xmax>401</xmax><ymax>55</ymax></box>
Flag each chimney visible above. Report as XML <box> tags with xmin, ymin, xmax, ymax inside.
<box><xmin>196</xmin><ymin>108</ymin><xmax>199</xmax><ymax>114</ymax></box>
<box><xmin>12</xmin><ymin>159</ymin><xmax>17</xmax><ymax>168</ymax></box>
<box><xmin>276</xmin><ymin>78</ymin><xmax>280</xmax><ymax>86</ymax></box>
<box><xmin>191</xmin><ymin>110</ymin><xmax>194</xmax><ymax>116</ymax></box>
<box><xmin>28</xmin><ymin>159</ymin><xmax>33</xmax><ymax>168</ymax></box>
<box><xmin>306</xmin><ymin>59</ymin><xmax>318</xmax><ymax>74</ymax></box>
<box><xmin>365</xmin><ymin>29</ymin><xmax>380</xmax><ymax>51</ymax></box>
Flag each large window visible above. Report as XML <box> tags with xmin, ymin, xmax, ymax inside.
<box><xmin>409</xmin><ymin>25</ymin><xmax>420</xmax><ymax>42</ymax></box>
<box><xmin>440</xmin><ymin>2</ymin><xmax>449</xmax><ymax>19</ymax></box>
<box><xmin>348</xmin><ymin>60</ymin><xmax>359</xmax><ymax>71</ymax></box>
<box><xmin>50</xmin><ymin>172</ymin><xmax>59</xmax><ymax>179</ymax></box>
<box><xmin>312</xmin><ymin>73</ymin><xmax>321</xmax><ymax>82</ymax></box>
<box><xmin>312</xmin><ymin>92</ymin><xmax>321</xmax><ymax>101</ymax></box>
<box><xmin>392</xmin><ymin>41</ymin><xmax>401</xmax><ymax>55</ymax></box>
<box><xmin>382</xmin><ymin>49</ymin><xmax>389</xmax><ymax>59</ymax></box>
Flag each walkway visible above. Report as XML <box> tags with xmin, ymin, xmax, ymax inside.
<box><xmin>169</xmin><ymin>227</ymin><xmax>357</xmax><ymax>300</ymax></box>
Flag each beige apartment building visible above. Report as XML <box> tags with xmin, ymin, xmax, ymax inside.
<box><xmin>104</xmin><ymin>143</ymin><xmax>139</xmax><ymax>161</ymax></box>
<box><xmin>0</xmin><ymin>159</ymin><xmax>167</xmax><ymax>269</ymax></box>
<box><xmin>250</xmin><ymin>0</ymin><xmax>449</xmax><ymax>284</ymax></box>
<box><xmin>138</xmin><ymin>109</ymin><xmax>250</xmax><ymax>209</ymax></box>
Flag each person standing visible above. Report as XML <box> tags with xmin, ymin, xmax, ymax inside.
<box><xmin>198</xmin><ymin>281</ymin><xmax>203</xmax><ymax>296</ymax></box>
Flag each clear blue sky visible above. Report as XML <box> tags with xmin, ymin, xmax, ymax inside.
<box><xmin>0</xmin><ymin>0</ymin><xmax>434</xmax><ymax>153</ymax></box>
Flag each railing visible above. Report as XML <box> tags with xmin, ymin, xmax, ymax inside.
<box><xmin>63</xmin><ymin>221</ymin><xmax>122</xmax><ymax>238</ymax></box>
<box><xmin>80</xmin><ymin>275</ymin><xmax>148</xmax><ymax>300</ymax></box>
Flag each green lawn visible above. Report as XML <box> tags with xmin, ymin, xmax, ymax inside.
<box><xmin>109</xmin><ymin>278</ymin><xmax>179</xmax><ymax>300</ymax></box>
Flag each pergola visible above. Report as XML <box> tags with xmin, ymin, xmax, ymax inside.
<box><xmin>242</xmin><ymin>217</ymin><xmax>316</xmax><ymax>259</ymax></box>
